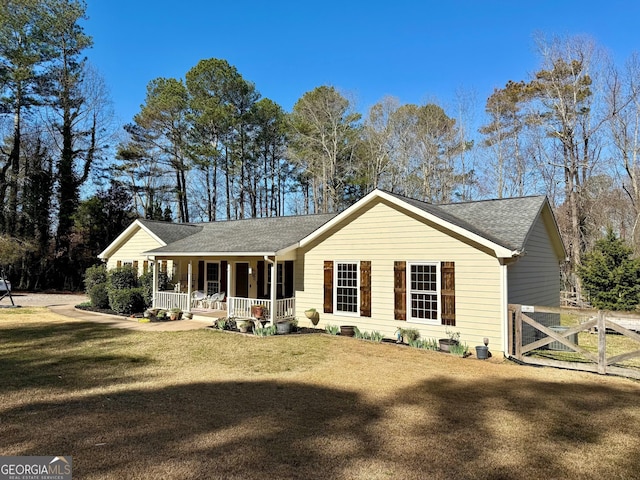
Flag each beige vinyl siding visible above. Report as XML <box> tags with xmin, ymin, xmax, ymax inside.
<box><xmin>508</xmin><ymin>212</ymin><xmax>561</xmax><ymax>307</ymax></box>
<box><xmin>296</xmin><ymin>199</ymin><xmax>505</xmax><ymax>350</ymax></box>
<box><xmin>105</xmin><ymin>227</ymin><xmax>167</xmax><ymax>277</ymax></box>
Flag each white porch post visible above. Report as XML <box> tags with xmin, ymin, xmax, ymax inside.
<box><xmin>266</xmin><ymin>255</ymin><xmax>277</xmax><ymax>324</ymax></box>
<box><xmin>151</xmin><ymin>257</ymin><xmax>158</xmax><ymax>308</ymax></box>
<box><xmin>187</xmin><ymin>261</ymin><xmax>192</xmax><ymax>312</ymax></box>
<box><xmin>226</xmin><ymin>262</ymin><xmax>231</xmax><ymax>317</ymax></box>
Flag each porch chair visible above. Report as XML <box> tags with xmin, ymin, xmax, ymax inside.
<box><xmin>191</xmin><ymin>290</ymin><xmax>206</xmax><ymax>309</ymax></box>
<box><xmin>209</xmin><ymin>291</ymin><xmax>225</xmax><ymax>310</ymax></box>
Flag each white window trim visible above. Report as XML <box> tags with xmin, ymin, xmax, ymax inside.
<box><xmin>406</xmin><ymin>261</ymin><xmax>441</xmax><ymax>325</ymax></box>
<box><xmin>334</xmin><ymin>260</ymin><xmax>360</xmax><ymax>317</ymax></box>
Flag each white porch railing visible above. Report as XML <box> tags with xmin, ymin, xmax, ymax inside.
<box><xmin>228</xmin><ymin>297</ymin><xmax>295</xmax><ymax>322</ymax></box>
<box><xmin>155</xmin><ymin>291</ymin><xmax>190</xmax><ymax>311</ymax></box>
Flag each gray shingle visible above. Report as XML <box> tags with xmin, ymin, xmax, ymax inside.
<box><xmin>146</xmin><ymin>214</ymin><xmax>337</xmax><ymax>254</ymax></box>
<box><xmin>384</xmin><ymin>191</ymin><xmax>546</xmax><ymax>251</ymax></box>
<box><xmin>138</xmin><ymin>219</ymin><xmax>203</xmax><ymax>245</ymax></box>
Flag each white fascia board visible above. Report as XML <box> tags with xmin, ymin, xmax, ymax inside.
<box><xmin>299</xmin><ymin>189</ymin><xmax>518</xmax><ymax>259</ymax></box>
<box><xmin>98</xmin><ymin>220</ymin><xmax>167</xmax><ymax>259</ymax></box>
<box><xmin>143</xmin><ymin>251</ymin><xmax>278</xmax><ymax>257</ymax></box>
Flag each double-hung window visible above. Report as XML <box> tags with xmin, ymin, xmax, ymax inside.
<box><xmin>206</xmin><ymin>262</ymin><xmax>220</xmax><ymax>295</ymax></box>
<box><xmin>409</xmin><ymin>262</ymin><xmax>439</xmax><ymax>322</ymax></box>
<box><xmin>335</xmin><ymin>262</ymin><xmax>359</xmax><ymax>314</ymax></box>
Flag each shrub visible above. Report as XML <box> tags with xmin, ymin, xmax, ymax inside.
<box><xmin>139</xmin><ymin>271</ymin><xmax>154</xmax><ymax>308</ymax></box>
<box><xmin>108</xmin><ymin>287</ymin><xmax>145</xmax><ymax>315</ymax></box>
<box><xmin>88</xmin><ymin>283</ymin><xmax>109</xmax><ymax>309</ymax></box>
<box><xmin>84</xmin><ymin>264</ymin><xmax>107</xmax><ymax>292</ymax></box>
<box><xmin>108</xmin><ymin>265</ymin><xmax>138</xmax><ymax>290</ymax></box>
<box><xmin>579</xmin><ymin>228</ymin><xmax>640</xmax><ymax>310</ymax></box>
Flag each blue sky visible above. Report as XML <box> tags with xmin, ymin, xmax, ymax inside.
<box><xmin>84</xmin><ymin>1</ymin><xmax>640</xmax><ymax>126</ymax></box>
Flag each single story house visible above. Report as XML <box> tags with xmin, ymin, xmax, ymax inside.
<box><xmin>98</xmin><ymin>189</ymin><xmax>566</xmax><ymax>354</ymax></box>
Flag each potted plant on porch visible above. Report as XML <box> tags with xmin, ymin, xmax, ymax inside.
<box><xmin>251</xmin><ymin>304</ymin><xmax>265</xmax><ymax>319</ymax></box>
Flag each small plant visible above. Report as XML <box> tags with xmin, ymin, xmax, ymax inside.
<box><xmin>214</xmin><ymin>318</ymin><xmax>228</xmax><ymax>330</ymax></box>
<box><xmin>449</xmin><ymin>341</ymin><xmax>470</xmax><ymax>357</ymax></box>
<box><xmin>325</xmin><ymin>324</ymin><xmax>339</xmax><ymax>335</ymax></box>
<box><xmin>169</xmin><ymin>307</ymin><xmax>182</xmax><ymax>320</ymax></box>
<box><xmin>445</xmin><ymin>328</ymin><xmax>461</xmax><ymax>343</ymax></box>
<box><xmin>289</xmin><ymin>318</ymin><xmax>299</xmax><ymax>332</ymax></box>
<box><xmin>254</xmin><ymin>325</ymin><xmax>277</xmax><ymax>337</ymax></box>
<box><xmin>400</xmin><ymin>328</ymin><xmax>420</xmax><ymax>343</ymax></box>
<box><xmin>370</xmin><ymin>331</ymin><xmax>384</xmax><ymax>343</ymax></box>
<box><xmin>353</xmin><ymin>326</ymin><xmax>363</xmax><ymax>339</ymax></box>
<box><xmin>156</xmin><ymin>310</ymin><xmax>167</xmax><ymax>320</ymax></box>
<box><xmin>423</xmin><ymin>338</ymin><xmax>440</xmax><ymax>350</ymax></box>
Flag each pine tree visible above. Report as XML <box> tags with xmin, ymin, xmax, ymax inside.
<box><xmin>579</xmin><ymin>229</ymin><xmax>640</xmax><ymax>310</ymax></box>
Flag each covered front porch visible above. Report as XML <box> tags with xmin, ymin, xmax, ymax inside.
<box><xmin>150</xmin><ymin>254</ymin><xmax>296</xmax><ymax>324</ymax></box>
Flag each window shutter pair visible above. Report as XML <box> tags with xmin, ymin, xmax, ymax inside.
<box><xmin>323</xmin><ymin>261</ymin><xmax>371</xmax><ymax>317</ymax></box>
<box><xmin>393</xmin><ymin>261</ymin><xmax>456</xmax><ymax>326</ymax></box>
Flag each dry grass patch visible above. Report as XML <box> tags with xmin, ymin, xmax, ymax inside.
<box><xmin>1</xmin><ymin>308</ymin><xmax>639</xmax><ymax>479</ymax></box>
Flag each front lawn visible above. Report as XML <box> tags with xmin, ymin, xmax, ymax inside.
<box><xmin>1</xmin><ymin>308</ymin><xmax>639</xmax><ymax>479</ymax></box>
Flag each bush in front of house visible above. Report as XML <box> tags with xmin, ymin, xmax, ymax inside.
<box><xmin>108</xmin><ymin>265</ymin><xmax>138</xmax><ymax>290</ymax></box>
<box><xmin>108</xmin><ymin>287</ymin><xmax>145</xmax><ymax>315</ymax></box>
<box><xmin>88</xmin><ymin>283</ymin><xmax>110</xmax><ymax>309</ymax></box>
<box><xmin>139</xmin><ymin>271</ymin><xmax>154</xmax><ymax>308</ymax></box>
<box><xmin>85</xmin><ymin>264</ymin><xmax>109</xmax><ymax>308</ymax></box>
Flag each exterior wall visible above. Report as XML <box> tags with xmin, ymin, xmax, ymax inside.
<box><xmin>104</xmin><ymin>227</ymin><xmax>169</xmax><ymax>277</ymax></box>
<box><xmin>507</xmin><ymin>212</ymin><xmax>561</xmax><ymax>307</ymax></box>
<box><xmin>295</xmin><ymin>199</ymin><xmax>506</xmax><ymax>351</ymax></box>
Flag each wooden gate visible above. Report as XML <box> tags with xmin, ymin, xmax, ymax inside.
<box><xmin>508</xmin><ymin>304</ymin><xmax>640</xmax><ymax>380</ymax></box>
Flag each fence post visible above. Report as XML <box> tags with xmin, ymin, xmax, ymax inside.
<box><xmin>514</xmin><ymin>305</ymin><xmax>522</xmax><ymax>359</ymax></box>
<box><xmin>598</xmin><ymin>311</ymin><xmax>606</xmax><ymax>374</ymax></box>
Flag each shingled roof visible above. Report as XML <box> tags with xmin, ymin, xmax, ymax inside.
<box><xmin>134</xmin><ymin>190</ymin><xmax>558</xmax><ymax>258</ymax></box>
<box><xmin>137</xmin><ymin>219</ymin><xmax>203</xmax><ymax>245</ymax></box>
<box><xmin>384</xmin><ymin>192</ymin><xmax>548</xmax><ymax>252</ymax></box>
<box><xmin>145</xmin><ymin>213</ymin><xmax>337</xmax><ymax>255</ymax></box>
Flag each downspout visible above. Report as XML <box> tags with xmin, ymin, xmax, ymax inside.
<box><xmin>264</xmin><ymin>255</ymin><xmax>276</xmax><ymax>324</ymax></box>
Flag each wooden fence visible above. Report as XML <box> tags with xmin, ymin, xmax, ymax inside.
<box><xmin>508</xmin><ymin>304</ymin><xmax>640</xmax><ymax>380</ymax></box>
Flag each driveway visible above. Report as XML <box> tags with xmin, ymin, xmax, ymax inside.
<box><xmin>3</xmin><ymin>292</ymin><xmax>210</xmax><ymax>332</ymax></box>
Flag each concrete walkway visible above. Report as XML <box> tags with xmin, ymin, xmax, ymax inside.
<box><xmin>6</xmin><ymin>292</ymin><xmax>213</xmax><ymax>332</ymax></box>
<box><xmin>47</xmin><ymin>305</ymin><xmax>213</xmax><ymax>331</ymax></box>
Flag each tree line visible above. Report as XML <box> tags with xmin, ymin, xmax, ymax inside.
<box><xmin>2</xmin><ymin>2</ymin><xmax>640</xmax><ymax>305</ymax></box>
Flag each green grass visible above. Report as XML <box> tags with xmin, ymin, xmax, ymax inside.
<box><xmin>2</xmin><ymin>308</ymin><xmax>640</xmax><ymax>480</ymax></box>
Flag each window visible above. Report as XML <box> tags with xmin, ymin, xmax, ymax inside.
<box><xmin>206</xmin><ymin>262</ymin><xmax>220</xmax><ymax>295</ymax></box>
<box><xmin>336</xmin><ymin>262</ymin><xmax>359</xmax><ymax>314</ymax></box>
<box><xmin>409</xmin><ymin>262</ymin><xmax>439</xmax><ymax>322</ymax></box>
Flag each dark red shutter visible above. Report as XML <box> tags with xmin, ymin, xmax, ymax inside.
<box><xmin>285</xmin><ymin>261</ymin><xmax>294</xmax><ymax>298</ymax></box>
<box><xmin>441</xmin><ymin>262</ymin><xmax>456</xmax><ymax>326</ymax></box>
<box><xmin>323</xmin><ymin>261</ymin><xmax>333</xmax><ymax>313</ymax></box>
<box><xmin>143</xmin><ymin>260</ymin><xmax>148</xmax><ymax>273</ymax></box>
<box><xmin>394</xmin><ymin>261</ymin><xmax>406</xmax><ymax>321</ymax></box>
<box><xmin>360</xmin><ymin>261</ymin><xmax>371</xmax><ymax>317</ymax></box>
<box><xmin>197</xmin><ymin>261</ymin><xmax>204</xmax><ymax>291</ymax></box>
<box><xmin>257</xmin><ymin>261</ymin><xmax>265</xmax><ymax>297</ymax></box>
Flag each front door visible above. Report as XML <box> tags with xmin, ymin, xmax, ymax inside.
<box><xmin>235</xmin><ymin>263</ymin><xmax>249</xmax><ymax>297</ymax></box>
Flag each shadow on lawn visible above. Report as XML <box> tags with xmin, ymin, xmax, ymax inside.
<box><xmin>1</xmin><ymin>375</ymin><xmax>639</xmax><ymax>479</ymax></box>
<box><xmin>0</xmin><ymin>322</ymin><xmax>154</xmax><ymax>392</ymax></box>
